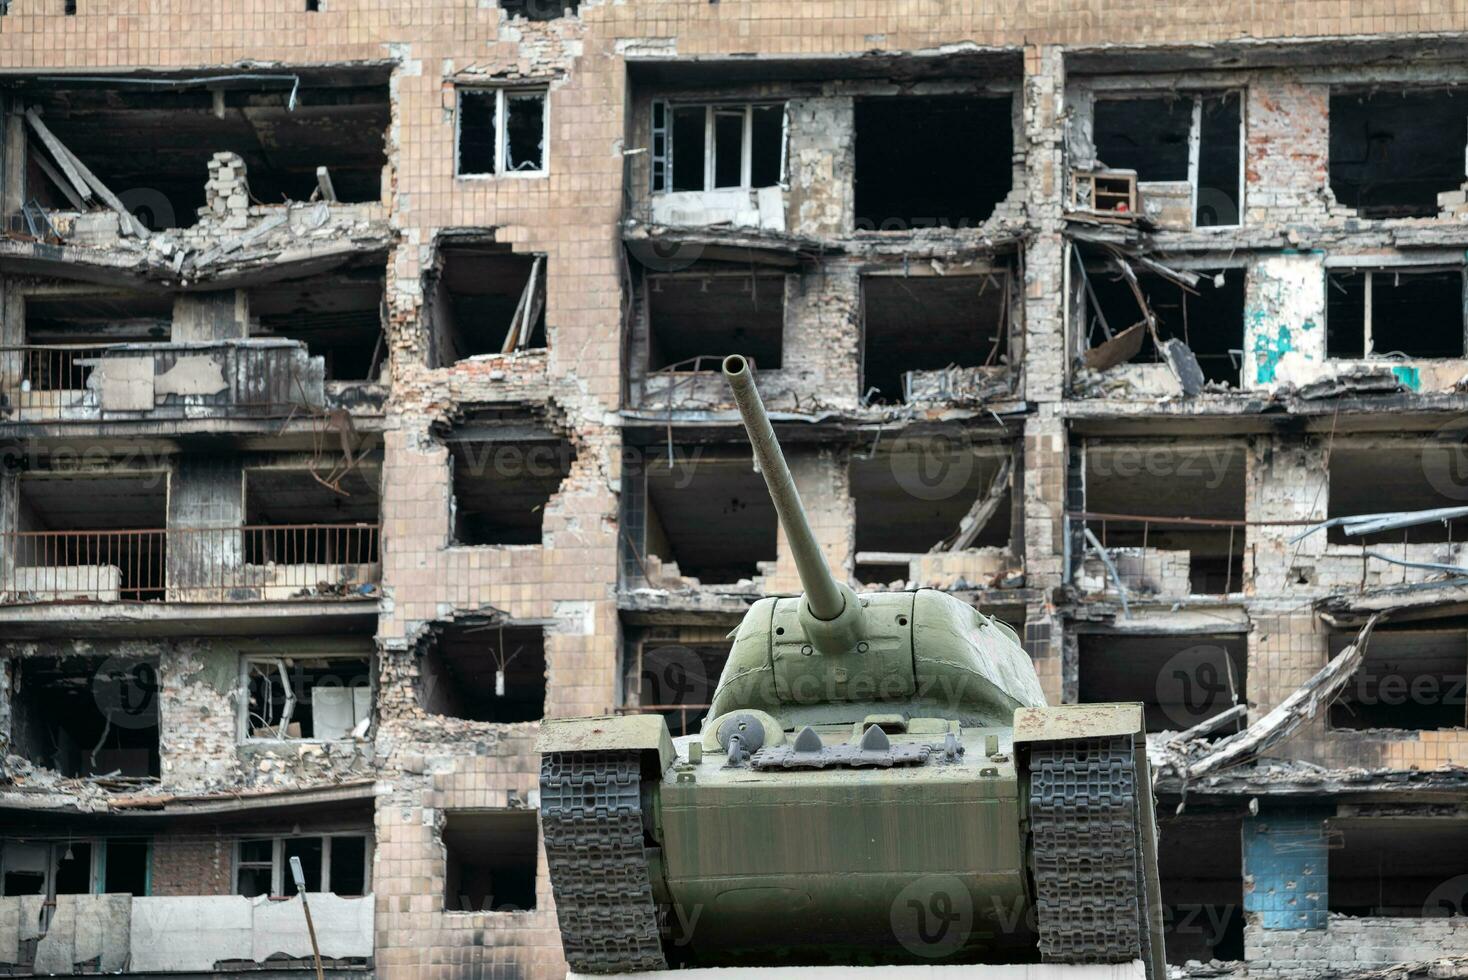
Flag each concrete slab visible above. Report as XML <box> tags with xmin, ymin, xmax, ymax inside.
<box><xmin>570</xmin><ymin>964</ymin><xmax>1147</xmax><ymax>980</ymax></box>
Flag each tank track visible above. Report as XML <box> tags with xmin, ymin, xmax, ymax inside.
<box><xmin>540</xmin><ymin>750</ymin><xmax>669</xmax><ymax>974</ymax></box>
<box><xmin>1028</xmin><ymin>735</ymin><xmax>1157</xmax><ymax>968</ymax></box>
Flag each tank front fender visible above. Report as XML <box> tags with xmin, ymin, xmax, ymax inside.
<box><xmin>537</xmin><ymin>714</ymin><xmax>676</xmax><ymax>773</ymax></box>
<box><xmin>1012</xmin><ymin>702</ymin><xmax>1145</xmax><ymax>745</ymax></box>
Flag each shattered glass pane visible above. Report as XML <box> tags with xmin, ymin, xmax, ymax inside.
<box><xmin>505</xmin><ymin>92</ymin><xmax>546</xmax><ymax>172</ymax></box>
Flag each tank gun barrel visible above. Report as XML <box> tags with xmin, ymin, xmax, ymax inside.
<box><xmin>723</xmin><ymin>354</ymin><xmax>845</xmax><ymax>622</ymax></box>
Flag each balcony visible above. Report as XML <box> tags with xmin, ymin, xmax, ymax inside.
<box><xmin>0</xmin><ymin>893</ymin><xmax>371</xmax><ymax>975</ymax></box>
<box><xmin>0</xmin><ymin>524</ymin><xmax>380</xmax><ymax>604</ymax></box>
<box><xmin>0</xmin><ymin>339</ymin><xmax>325</xmax><ymax>423</ymax></box>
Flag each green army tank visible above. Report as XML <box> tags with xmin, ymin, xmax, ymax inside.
<box><xmin>539</xmin><ymin>354</ymin><xmax>1165</xmax><ymax>976</ymax></box>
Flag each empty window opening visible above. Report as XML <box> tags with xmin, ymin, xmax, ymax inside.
<box><xmin>244</xmin><ymin>655</ymin><xmax>372</xmax><ymax>740</ymax></box>
<box><xmin>1078</xmin><ymin>633</ymin><xmax>1246</xmax><ymax>734</ymax></box>
<box><xmin>1330</xmin><ymin>89</ymin><xmax>1468</xmax><ymax>219</ymax></box>
<box><xmin>1082</xmin><ymin>443</ymin><xmax>1247</xmax><ymax>594</ymax></box>
<box><xmin>305</xmin><ymin>0</ymin><xmax>320</xmax><ymax>9</ymax></box>
<box><xmin>854</xmin><ymin>95</ymin><xmax>1014</xmax><ymax>230</ymax></box>
<box><xmin>9</xmin><ymin>472</ymin><xmax>168</xmax><ymax>601</ymax></box>
<box><xmin>1328</xmin><ymin>445</ymin><xmax>1468</xmax><ymax>544</ymax></box>
<box><xmin>16</xmin><ymin>293</ymin><xmax>174</xmax><ymax>395</ymax></box>
<box><xmin>861</xmin><ymin>272</ymin><xmax>1012</xmax><ymax>404</ymax></box>
<box><xmin>15</xmin><ymin>70</ymin><xmax>389</xmax><ymax>228</ymax></box>
<box><xmin>650</xmin><ymin>101</ymin><xmax>784</xmax><ymax>193</ymax></box>
<box><xmin>249</xmin><ymin>264</ymin><xmax>387</xmax><ymax>380</ymax></box>
<box><xmin>645</xmin><ymin>271</ymin><xmax>784</xmax><ymax>372</ymax></box>
<box><xmin>1079</xmin><ymin>259</ymin><xmax>1246</xmax><ymax>386</ymax></box>
<box><xmin>1329</xmin><ymin>819</ymin><xmax>1468</xmax><ymax>916</ymax></box>
<box><xmin>1092</xmin><ymin>92</ymin><xmax>1242</xmax><ymax>227</ymax></box>
<box><xmin>421</xmin><ymin>622</ymin><xmax>546</xmax><ymax>723</ymax></box>
<box><xmin>11</xmin><ymin>656</ymin><xmax>160</xmax><ymax>777</ymax></box>
<box><xmin>235</xmin><ymin>834</ymin><xmax>369</xmax><ymax>897</ymax></box>
<box><xmin>0</xmin><ymin>838</ymin><xmax>151</xmax><ymax>898</ymax></box>
<box><xmin>633</xmin><ymin>448</ymin><xmax>777</xmax><ymax>586</ymax></box>
<box><xmin>456</xmin><ymin>88</ymin><xmax>547</xmax><ymax>177</ymax></box>
<box><xmin>1329</xmin><ymin>625</ymin><xmax>1467</xmax><ymax>731</ymax></box>
<box><xmin>622</xmin><ymin>626</ymin><xmax>729</xmax><ymax>736</ymax></box>
<box><xmin>850</xmin><ymin>443</ymin><xmax>1013</xmax><ymax>584</ymax></box>
<box><xmin>426</xmin><ymin>242</ymin><xmax>547</xmax><ymax>364</ymax></box>
<box><xmin>447</xmin><ymin>429</ymin><xmax>576</xmax><ymax>546</ymax></box>
<box><xmin>243</xmin><ymin>466</ymin><xmax>381</xmax><ymax>566</ymax></box>
<box><xmin>443</xmin><ymin>811</ymin><xmax>538</xmax><ymax>912</ymax></box>
<box><xmin>501</xmin><ymin>0</ymin><xmax>577</xmax><ymax>20</ymax></box>
<box><xmin>1157</xmin><ymin>814</ymin><xmax>1244</xmax><ymax>964</ymax></box>
<box><xmin>1326</xmin><ymin>267</ymin><xmax>1465</xmax><ymax>359</ymax></box>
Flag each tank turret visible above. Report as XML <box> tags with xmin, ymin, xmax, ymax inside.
<box><xmin>536</xmin><ymin>355</ymin><xmax>1165</xmax><ymax>979</ymax></box>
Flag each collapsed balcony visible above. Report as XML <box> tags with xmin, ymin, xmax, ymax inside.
<box><xmin>861</xmin><ymin>266</ymin><xmax>1016</xmax><ymax>405</ymax></box>
<box><xmin>5</xmin><ymin>68</ymin><xmax>389</xmax><ymax>232</ymax></box>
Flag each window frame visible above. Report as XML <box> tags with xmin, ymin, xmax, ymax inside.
<box><xmin>238</xmin><ymin>654</ymin><xmax>374</xmax><ymax>744</ymax></box>
<box><xmin>1324</xmin><ymin>262</ymin><xmax>1468</xmax><ymax>360</ymax></box>
<box><xmin>455</xmin><ymin>85</ymin><xmax>550</xmax><ymax>180</ymax></box>
<box><xmin>0</xmin><ymin>838</ymin><xmax>152</xmax><ymax>898</ymax></box>
<box><xmin>232</xmin><ymin>834</ymin><xmax>372</xmax><ymax>898</ymax></box>
<box><xmin>1090</xmin><ymin>87</ymin><xmax>1246</xmax><ymax>229</ymax></box>
<box><xmin>650</xmin><ymin>100</ymin><xmax>787</xmax><ymax>194</ymax></box>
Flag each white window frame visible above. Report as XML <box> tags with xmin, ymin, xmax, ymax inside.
<box><xmin>238</xmin><ymin>654</ymin><xmax>373</xmax><ymax>743</ymax></box>
<box><xmin>651</xmin><ymin>100</ymin><xmax>787</xmax><ymax>194</ymax></box>
<box><xmin>232</xmin><ymin>834</ymin><xmax>372</xmax><ymax>898</ymax></box>
<box><xmin>455</xmin><ymin>86</ymin><xmax>550</xmax><ymax>180</ymax></box>
<box><xmin>0</xmin><ymin>839</ymin><xmax>152</xmax><ymax>898</ymax></box>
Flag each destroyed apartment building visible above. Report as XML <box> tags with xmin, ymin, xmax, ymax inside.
<box><xmin>0</xmin><ymin>3</ymin><xmax>1466</xmax><ymax>980</ymax></box>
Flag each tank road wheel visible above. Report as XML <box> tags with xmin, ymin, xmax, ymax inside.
<box><xmin>539</xmin><ymin>750</ymin><xmax>669</xmax><ymax>974</ymax></box>
<box><xmin>1027</xmin><ymin>735</ymin><xmax>1162</xmax><ymax>972</ymax></box>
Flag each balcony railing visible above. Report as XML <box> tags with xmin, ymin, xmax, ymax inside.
<box><xmin>0</xmin><ymin>524</ymin><xmax>380</xmax><ymax>603</ymax></box>
<box><xmin>0</xmin><ymin>339</ymin><xmax>325</xmax><ymax>422</ymax></box>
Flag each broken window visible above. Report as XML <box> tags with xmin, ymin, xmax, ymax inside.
<box><xmin>442</xmin><ymin>810</ymin><xmax>538</xmax><ymax>912</ymax></box>
<box><xmin>234</xmin><ymin>834</ymin><xmax>370</xmax><ymax>897</ymax></box>
<box><xmin>500</xmin><ymin>0</ymin><xmax>576</xmax><ymax>19</ymax></box>
<box><xmin>860</xmin><ymin>271</ymin><xmax>1012</xmax><ymax>404</ymax></box>
<box><xmin>1157</xmin><ymin>814</ymin><xmax>1244</xmax><ymax>963</ymax></box>
<box><xmin>242</xmin><ymin>466</ymin><xmax>382</xmax><ymax>567</ymax></box>
<box><xmin>425</xmin><ymin>242</ymin><xmax>547</xmax><ymax>363</ymax></box>
<box><xmin>243</xmin><ymin>656</ymin><xmax>372</xmax><ymax>740</ymax></box>
<box><xmin>12</xmin><ymin>69</ymin><xmax>390</xmax><ymax>228</ymax></box>
<box><xmin>9</xmin><ymin>656</ymin><xmax>160</xmax><ymax>777</ymax></box>
<box><xmin>249</xmin><ymin>263</ymin><xmax>387</xmax><ymax>380</ymax></box>
<box><xmin>14</xmin><ymin>292</ymin><xmax>175</xmax><ymax>398</ymax></box>
<box><xmin>649</xmin><ymin>102</ymin><xmax>784</xmax><ymax>193</ymax></box>
<box><xmin>626</xmin><ymin>447</ymin><xmax>778</xmax><ymax>586</ymax></box>
<box><xmin>1328</xmin><ymin>819</ymin><xmax>1468</xmax><ymax>916</ymax></box>
<box><xmin>1329</xmin><ymin>625</ymin><xmax>1468</xmax><ymax>730</ymax></box>
<box><xmin>1078</xmin><ymin>254</ymin><xmax>1246</xmax><ymax>387</ymax></box>
<box><xmin>445</xmin><ymin>423</ymin><xmax>577</xmax><ymax>545</ymax></box>
<box><xmin>421</xmin><ymin>623</ymin><xmax>546</xmax><ymax>723</ymax></box>
<box><xmin>1328</xmin><ymin>445</ymin><xmax>1468</xmax><ymax>545</ymax></box>
<box><xmin>0</xmin><ymin>839</ymin><xmax>151</xmax><ymax>898</ymax></box>
<box><xmin>1330</xmin><ymin>89</ymin><xmax>1468</xmax><ymax>219</ymax></box>
<box><xmin>1078</xmin><ymin>633</ymin><xmax>1246</xmax><ymax>734</ymax></box>
<box><xmin>645</xmin><ymin>271</ymin><xmax>785</xmax><ymax>372</ymax></box>
<box><xmin>1081</xmin><ymin>442</ymin><xmax>1247</xmax><ymax>594</ymax></box>
<box><xmin>854</xmin><ymin>95</ymin><xmax>1014</xmax><ymax>230</ymax></box>
<box><xmin>621</xmin><ymin>626</ymin><xmax>730</xmax><ymax>736</ymax></box>
<box><xmin>456</xmin><ymin>88</ymin><xmax>547</xmax><ymax>177</ymax></box>
<box><xmin>1326</xmin><ymin>267</ymin><xmax>1465</xmax><ymax>359</ymax></box>
<box><xmin>849</xmin><ymin>441</ymin><xmax>1013</xmax><ymax>585</ymax></box>
<box><xmin>1092</xmin><ymin>92</ymin><xmax>1242</xmax><ymax>227</ymax></box>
